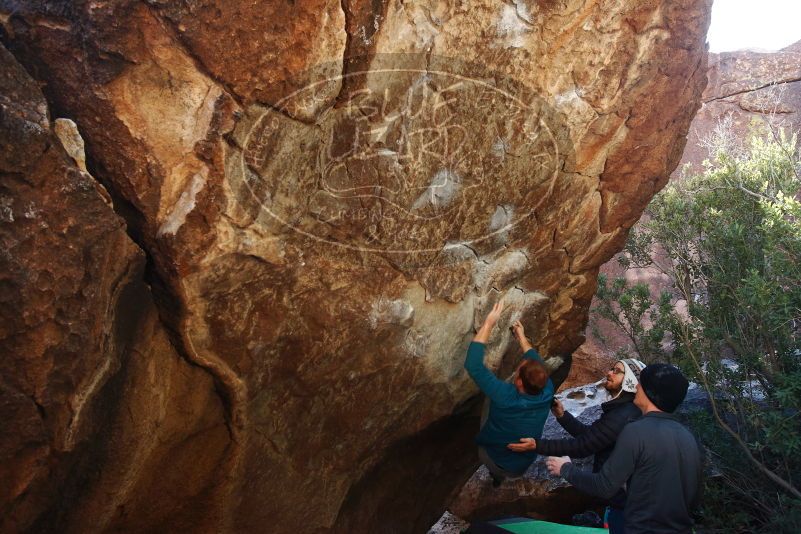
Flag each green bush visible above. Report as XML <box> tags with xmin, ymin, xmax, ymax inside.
<box><xmin>592</xmin><ymin>129</ymin><xmax>801</xmax><ymax>532</ymax></box>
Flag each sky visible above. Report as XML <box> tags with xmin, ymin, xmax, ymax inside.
<box><xmin>707</xmin><ymin>0</ymin><xmax>801</xmax><ymax>52</ymax></box>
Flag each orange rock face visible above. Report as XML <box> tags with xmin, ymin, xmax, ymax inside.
<box><xmin>0</xmin><ymin>1</ymin><xmax>711</xmax><ymax>532</ymax></box>
<box><xmin>0</xmin><ymin>45</ymin><xmax>229</xmax><ymax>533</ymax></box>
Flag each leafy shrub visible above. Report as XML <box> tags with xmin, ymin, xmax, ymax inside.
<box><xmin>592</xmin><ymin>128</ymin><xmax>801</xmax><ymax>532</ymax></box>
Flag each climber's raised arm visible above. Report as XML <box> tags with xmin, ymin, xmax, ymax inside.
<box><xmin>464</xmin><ymin>300</ymin><xmax>515</xmax><ymax>403</ymax></box>
<box><xmin>512</xmin><ymin>320</ymin><xmax>544</xmax><ymax>363</ymax></box>
<box><xmin>511</xmin><ymin>320</ymin><xmax>533</xmax><ymax>352</ymax></box>
<box><xmin>473</xmin><ymin>300</ymin><xmax>504</xmax><ymax>344</ymax></box>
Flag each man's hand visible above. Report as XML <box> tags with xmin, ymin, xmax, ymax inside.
<box><xmin>484</xmin><ymin>300</ymin><xmax>504</xmax><ymax>327</ymax></box>
<box><xmin>546</xmin><ymin>456</ymin><xmax>571</xmax><ymax>477</ymax></box>
<box><xmin>473</xmin><ymin>299</ymin><xmax>505</xmax><ymax>344</ymax></box>
<box><xmin>511</xmin><ymin>320</ymin><xmax>525</xmax><ymax>340</ymax></box>
<box><xmin>507</xmin><ymin>437</ymin><xmax>536</xmax><ymax>452</ymax></box>
<box><xmin>511</xmin><ymin>319</ymin><xmax>533</xmax><ymax>352</ymax></box>
<box><xmin>551</xmin><ymin>399</ymin><xmax>565</xmax><ymax>418</ymax></box>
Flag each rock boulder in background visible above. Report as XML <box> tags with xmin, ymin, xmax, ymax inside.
<box><xmin>679</xmin><ymin>40</ymin><xmax>801</xmax><ymax>176</ymax></box>
<box><xmin>585</xmin><ymin>39</ymin><xmax>801</xmax><ymax>374</ymax></box>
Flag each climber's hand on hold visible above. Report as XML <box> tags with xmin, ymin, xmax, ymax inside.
<box><xmin>473</xmin><ymin>299</ymin><xmax>505</xmax><ymax>344</ymax></box>
<box><xmin>546</xmin><ymin>456</ymin><xmax>571</xmax><ymax>477</ymax></box>
<box><xmin>511</xmin><ymin>320</ymin><xmax>525</xmax><ymax>340</ymax></box>
<box><xmin>511</xmin><ymin>319</ymin><xmax>533</xmax><ymax>352</ymax></box>
<box><xmin>484</xmin><ymin>299</ymin><xmax>504</xmax><ymax>328</ymax></box>
<box><xmin>507</xmin><ymin>437</ymin><xmax>536</xmax><ymax>452</ymax></box>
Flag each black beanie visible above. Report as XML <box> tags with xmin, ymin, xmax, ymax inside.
<box><xmin>639</xmin><ymin>364</ymin><xmax>689</xmax><ymax>413</ymax></box>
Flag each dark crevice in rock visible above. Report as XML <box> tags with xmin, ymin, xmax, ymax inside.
<box><xmin>704</xmin><ymin>76</ymin><xmax>801</xmax><ymax>104</ymax></box>
<box><xmin>28</xmin><ymin>256</ymin><xmax>153</xmax><ymax>532</ymax></box>
<box><xmin>145</xmin><ymin>262</ymin><xmax>245</xmax><ymax>452</ymax></box>
<box><xmin>334</xmin><ymin>0</ymin><xmax>390</xmax><ymax>108</ymax></box>
<box><xmin>29</xmin><ymin>394</ymin><xmax>46</xmax><ymax>419</ymax></box>
<box><xmin>732</xmin><ymin>100</ymin><xmax>796</xmax><ymax>115</ymax></box>
<box><xmin>337</xmin><ymin>0</ymin><xmax>351</xmax><ymax>105</ymax></box>
<box><xmin>464</xmin><ymin>485</ymin><xmax>603</xmax><ymax>527</ymax></box>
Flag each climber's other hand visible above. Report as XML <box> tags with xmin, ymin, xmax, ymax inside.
<box><xmin>511</xmin><ymin>320</ymin><xmax>525</xmax><ymax>340</ymax></box>
<box><xmin>507</xmin><ymin>437</ymin><xmax>536</xmax><ymax>452</ymax></box>
<box><xmin>484</xmin><ymin>299</ymin><xmax>504</xmax><ymax>327</ymax></box>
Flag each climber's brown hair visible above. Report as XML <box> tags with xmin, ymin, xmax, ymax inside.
<box><xmin>518</xmin><ymin>359</ymin><xmax>549</xmax><ymax>395</ymax></box>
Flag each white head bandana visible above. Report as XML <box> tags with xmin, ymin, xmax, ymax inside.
<box><xmin>616</xmin><ymin>358</ymin><xmax>647</xmax><ymax>395</ymax></box>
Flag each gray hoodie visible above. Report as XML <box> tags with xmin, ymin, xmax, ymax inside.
<box><xmin>561</xmin><ymin>411</ymin><xmax>703</xmax><ymax>534</ymax></box>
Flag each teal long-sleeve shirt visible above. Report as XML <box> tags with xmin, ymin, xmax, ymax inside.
<box><xmin>464</xmin><ymin>341</ymin><xmax>554</xmax><ymax>474</ymax></box>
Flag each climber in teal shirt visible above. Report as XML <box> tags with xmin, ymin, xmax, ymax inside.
<box><xmin>465</xmin><ymin>299</ymin><xmax>554</xmax><ymax>483</ymax></box>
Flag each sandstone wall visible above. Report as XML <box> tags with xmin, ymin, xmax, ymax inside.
<box><xmin>679</xmin><ymin>40</ymin><xmax>801</xmax><ymax>176</ymax></box>
<box><xmin>0</xmin><ymin>1</ymin><xmax>711</xmax><ymax>531</ymax></box>
<box><xmin>0</xmin><ymin>45</ymin><xmax>229</xmax><ymax>532</ymax></box>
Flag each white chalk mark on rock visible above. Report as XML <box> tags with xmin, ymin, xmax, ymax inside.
<box><xmin>497</xmin><ymin>3</ymin><xmax>532</xmax><ymax>49</ymax></box>
<box><xmin>369</xmin><ymin>297</ymin><xmax>415</xmax><ymax>328</ymax></box>
<box><xmin>157</xmin><ymin>170</ymin><xmax>207</xmax><ymax>237</ymax></box>
<box><xmin>54</xmin><ymin>118</ymin><xmax>87</xmax><ymax>172</ymax></box>
<box><xmin>64</xmin><ymin>356</ymin><xmax>113</xmax><ymax>450</ymax></box>
<box><xmin>0</xmin><ymin>196</ymin><xmax>14</xmax><ymax>222</ymax></box>
<box><xmin>411</xmin><ymin>168</ymin><xmax>461</xmax><ymax>211</ymax></box>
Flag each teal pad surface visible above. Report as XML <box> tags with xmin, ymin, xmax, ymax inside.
<box><xmin>489</xmin><ymin>518</ymin><xmax>606</xmax><ymax>533</ymax></box>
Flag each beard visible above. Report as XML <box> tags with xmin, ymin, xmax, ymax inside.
<box><xmin>603</xmin><ymin>378</ymin><xmax>622</xmax><ymax>395</ymax></box>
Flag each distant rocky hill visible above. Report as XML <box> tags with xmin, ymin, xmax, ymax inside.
<box><xmin>678</xmin><ymin>40</ymin><xmax>801</xmax><ymax>177</ymax></box>
<box><xmin>578</xmin><ymin>40</ymin><xmax>801</xmax><ymax>384</ymax></box>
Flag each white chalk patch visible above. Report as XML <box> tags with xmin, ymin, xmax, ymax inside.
<box><xmin>54</xmin><ymin>118</ymin><xmax>87</xmax><ymax>172</ymax></box>
<box><xmin>491</xmin><ymin>137</ymin><xmax>509</xmax><ymax>161</ymax></box>
<box><xmin>0</xmin><ymin>196</ymin><xmax>13</xmax><ymax>222</ymax></box>
<box><xmin>402</xmin><ymin>329</ymin><xmax>429</xmax><ymax>358</ymax></box>
<box><xmin>554</xmin><ymin>88</ymin><xmax>582</xmax><ymax>107</ymax></box>
<box><xmin>488</xmin><ymin>204</ymin><xmax>513</xmax><ymax>233</ymax></box>
<box><xmin>442</xmin><ymin>242</ymin><xmax>479</xmax><ymax>262</ymax></box>
<box><xmin>496</xmin><ymin>3</ymin><xmax>531</xmax><ymax>49</ymax></box>
<box><xmin>411</xmin><ymin>168</ymin><xmax>461</xmax><ymax>211</ymax></box>
<box><xmin>157</xmin><ymin>170</ymin><xmax>207</xmax><ymax>237</ymax></box>
<box><xmin>369</xmin><ymin>297</ymin><xmax>415</xmax><ymax>328</ymax></box>
<box><xmin>473</xmin><ymin>249</ymin><xmax>530</xmax><ymax>293</ymax></box>
<box><xmin>23</xmin><ymin>202</ymin><xmax>41</xmax><ymax>220</ymax></box>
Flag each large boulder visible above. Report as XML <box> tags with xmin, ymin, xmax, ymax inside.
<box><xmin>0</xmin><ymin>1</ymin><xmax>711</xmax><ymax>531</ymax></box>
<box><xmin>0</xmin><ymin>44</ymin><xmax>229</xmax><ymax>533</ymax></box>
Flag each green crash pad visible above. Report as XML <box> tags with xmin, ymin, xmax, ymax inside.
<box><xmin>489</xmin><ymin>517</ymin><xmax>606</xmax><ymax>533</ymax></box>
